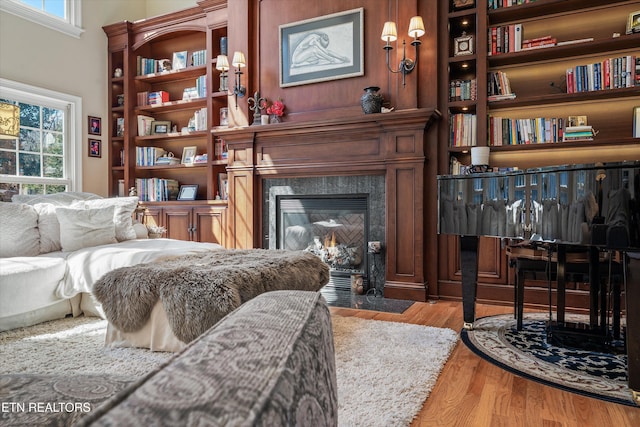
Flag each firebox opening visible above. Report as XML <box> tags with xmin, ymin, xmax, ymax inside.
<box><xmin>276</xmin><ymin>195</ymin><xmax>369</xmax><ymax>292</ymax></box>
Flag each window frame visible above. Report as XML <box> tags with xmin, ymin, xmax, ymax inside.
<box><xmin>0</xmin><ymin>0</ymin><xmax>84</xmax><ymax>39</ymax></box>
<box><xmin>0</xmin><ymin>78</ymin><xmax>83</xmax><ymax>192</ymax></box>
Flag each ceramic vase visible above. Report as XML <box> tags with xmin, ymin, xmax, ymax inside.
<box><xmin>360</xmin><ymin>86</ymin><xmax>383</xmax><ymax>114</ymax></box>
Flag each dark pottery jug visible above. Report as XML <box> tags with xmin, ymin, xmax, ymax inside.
<box><xmin>360</xmin><ymin>86</ymin><xmax>383</xmax><ymax>114</ymax></box>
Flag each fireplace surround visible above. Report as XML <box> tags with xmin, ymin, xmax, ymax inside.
<box><xmin>263</xmin><ymin>175</ymin><xmax>385</xmax><ymax>294</ymax></box>
<box><xmin>219</xmin><ymin>108</ymin><xmax>440</xmax><ymax>301</ymax></box>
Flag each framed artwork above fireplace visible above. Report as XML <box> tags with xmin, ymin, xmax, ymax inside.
<box><xmin>279</xmin><ymin>8</ymin><xmax>363</xmax><ymax>87</ymax></box>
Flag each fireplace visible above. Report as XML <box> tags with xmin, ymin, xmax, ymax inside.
<box><xmin>263</xmin><ymin>175</ymin><xmax>385</xmax><ymax>295</ymax></box>
<box><xmin>277</xmin><ymin>195</ymin><xmax>368</xmax><ymax>289</ymax></box>
<box><xmin>222</xmin><ymin>108</ymin><xmax>439</xmax><ymax>301</ymax></box>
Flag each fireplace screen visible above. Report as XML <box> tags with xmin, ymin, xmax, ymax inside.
<box><xmin>277</xmin><ymin>195</ymin><xmax>368</xmax><ymax>275</ymax></box>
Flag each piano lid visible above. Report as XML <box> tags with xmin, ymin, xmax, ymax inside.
<box><xmin>437</xmin><ymin>161</ymin><xmax>640</xmax><ymax>250</ymax></box>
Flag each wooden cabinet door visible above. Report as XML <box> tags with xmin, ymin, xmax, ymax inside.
<box><xmin>163</xmin><ymin>206</ymin><xmax>193</xmax><ymax>241</ymax></box>
<box><xmin>193</xmin><ymin>207</ymin><xmax>225</xmax><ymax>245</ymax></box>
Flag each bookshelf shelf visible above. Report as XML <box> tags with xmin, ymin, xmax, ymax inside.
<box><xmin>488</xmin><ymin>86</ymin><xmax>640</xmax><ymax>110</ymax></box>
<box><xmin>135</xmin><ymin>98</ymin><xmax>208</xmax><ymax>114</ymax></box>
<box><xmin>488</xmin><ymin>33</ymin><xmax>640</xmax><ymax>67</ymax></box>
<box><xmin>134</xmin><ymin>64</ymin><xmax>207</xmax><ymax>84</ymax></box>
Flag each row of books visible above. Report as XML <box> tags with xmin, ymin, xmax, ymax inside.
<box><xmin>190</xmin><ymin>49</ymin><xmax>207</xmax><ymax>67</ymax></box>
<box><xmin>566</xmin><ymin>56</ymin><xmax>639</xmax><ymax>93</ymax></box>
<box><xmin>487</xmin><ymin>71</ymin><xmax>514</xmax><ymax>100</ymax></box>
<box><xmin>449</xmin><ymin>78</ymin><xmax>477</xmax><ymax>102</ymax></box>
<box><xmin>137</xmin><ymin>115</ymin><xmax>155</xmax><ymax>136</ymax></box>
<box><xmin>136</xmin><ymin>90</ymin><xmax>170</xmax><ymax>106</ymax></box>
<box><xmin>450</xmin><ymin>113</ymin><xmax>477</xmax><ymax>147</ymax></box>
<box><xmin>487</xmin><ymin>0</ymin><xmax>537</xmax><ymax>10</ymax></box>
<box><xmin>136</xmin><ymin>146</ymin><xmax>166</xmax><ymax>166</ymax></box>
<box><xmin>192</xmin><ymin>107</ymin><xmax>208</xmax><ymax>132</ymax></box>
<box><xmin>488</xmin><ymin>24</ymin><xmax>523</xmax><ymax>55</ymax></box>
<box><xmin>135</xmin><ymin>178</ymin><xmax>180</xmax><ymax>202</ymax></box>
<box><xmin>489</xmin><ymin>116</ymin><xmax>576</xmax><ymax>146</ymax></box>
<box><xmin>214</xmin><ymin>137</ymin><xmax>228</xmax><ymax>160</ymax></box>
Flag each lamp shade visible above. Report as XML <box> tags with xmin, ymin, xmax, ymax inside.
<box><xmin>231</xmin><ymin>51</ymin><xmax>246</xmax><ymax>68</ymax></box>
<box><xmin>215</xmin><ymin>54</ymin><xmax>229</xmax><ymax>71</ymax></box>
<box><xmin>381</xmin><ymin>21</ymin><xmax>398</xmax><ymax>42</ymax></box>
<box><xmin>0</xmin><ymin>102</ymin><xmax>20</xmax><ymax>140</ymax></box>
<box><xmin>408</xmin><ymin>16</ymin><xmax>425</xmax><ymax>38</ymax></box>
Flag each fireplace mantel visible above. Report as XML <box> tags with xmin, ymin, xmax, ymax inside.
<box><xmin>219</xmin><ymin>108</ymin><xmax>441</xmax><ymax>301</ymax></box>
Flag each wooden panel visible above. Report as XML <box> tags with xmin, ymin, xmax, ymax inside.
<box><xmin>163</xmin><ymin>206</ymin><xmax>192</xmax><ymax>241</ymax></box>
<box><xmin>257</xmin><ymin>137</ymin><xmax>382</xmax><ymax>167</ymax></box>
<box><xmin>229</xmin><ymin>172</ymin><xmax>254</xmax><ymax>249</ymax></box>
<box><xmin>447</xmin><ymin>235</ymin><xmax>505</xmax><ymax>282</ymax></box>
<box><xmin>193</xmin><ymin>206</ymin><xmax>225</xmax><ymax>245</ymax></box>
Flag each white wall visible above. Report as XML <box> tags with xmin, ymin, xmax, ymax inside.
<box><xmin>0</xmin><ymin>0</ymin><xmax>196</xmax><ymax>196</ymax></box>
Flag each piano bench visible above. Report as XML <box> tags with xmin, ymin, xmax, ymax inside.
<box><xmin>509</xmin><ymin>249</ymin><xmax>623</xmax><ymax>336</ymax></box>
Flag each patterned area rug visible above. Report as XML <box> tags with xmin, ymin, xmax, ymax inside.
<box><xmin>461</xmin><ymin>313</ymin><xmax>636</xmax><ymax>406</ymax></box>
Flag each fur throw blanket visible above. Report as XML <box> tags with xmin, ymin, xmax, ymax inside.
<box><xmin>93</xmin><ymin>249</ymin><xmax>329</xmax><ymax>343</ymax></box>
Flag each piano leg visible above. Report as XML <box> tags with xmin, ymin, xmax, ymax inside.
<box><xmin>627</xmin><ymin>255</ymin><xmax>640</xmax><ymax>404</ymax></box>
<box><xmin>460</xmin><ymin>235</ymin><xmax>479</xmax><ymax>329</ymax></box>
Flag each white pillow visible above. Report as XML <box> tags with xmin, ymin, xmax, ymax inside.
<box><xmin>133</xmin><ymin>222</ymin><xmax>149</xmax><ymax>239</ymax></box>
<box><xmin>12</xmin><ymin>191</ymin><xmax>102</xmax><ymax>206</ymax></box>
<box><xmin>56</xmin><ymin>206</ymin><xmax>118</xmax><ymax>252</ymax></box>
<box><xmin>0</xmin><ymin>202</ymin><xmax>40</xmax><ymax>257</ymax></box>
<box><xmin>71</xmin><ymin>196</ymin><xmax>138</xmax><ymax>242</ymax></box>
<box><xmin>34</xmin><ymin>203</ymin><xmax>61</xmax><ymax>253</ymax></box>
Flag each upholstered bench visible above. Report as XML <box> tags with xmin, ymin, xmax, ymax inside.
<box><xmin>93</xmin><ymin>249</ymin><xmax>330</xmax><ymax>351</ymax></box>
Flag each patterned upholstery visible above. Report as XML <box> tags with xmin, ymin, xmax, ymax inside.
<box><xmin>79</xmin><ymin>290</ymin><xmax>338</xmax><ymax>426</ymax></box>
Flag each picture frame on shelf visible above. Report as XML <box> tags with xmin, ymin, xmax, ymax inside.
<box><xmin>279</xmin><ymin>7</ymin><xmax>363</xmax><ymax>87</ymax></box>
<box><xmin>454</xmin><ymin>33</ymin><xmax>473</xmax><ymax>56</ymax></box>
<box><xmin>177</xmin><ymin>184</ymin><xmax>198</xmax><ymax>201</ymax></box>
<box><xmin>172</xmin><ymin>51</ymin><xmax>188</xmax><ymax>70</ymax></box>
<box><xmin>151</xmin><ymin>120</ymin><xmax>171</xmax><ymax>134</ymax></box>
<box><xmin>181</xmin><ymin>146</ymin><xmax>197</xmax><ymax>165</ymax></box>
<box><xmin>627</xmin><ymin>10</ymin><xmax>640</xmax><ymax>34</ymax></box>
<box><xmin>633</xmin><ymin>107</ymin><xmax>640</xmax><ymax>138</ymax></box>
<box><xmin>452</xmin><ymin>0</ymin><xmax>475</xmax><ymax>10</ymax></box>
<box><xmin>88</xmin><ymin>139</ymin><xmax>101</xmax><ymax>158</ymax></box>
<box><xmin>116</xmin><ymin>117</ymin><xmax>125</xmax><ymax>137</ymax></box>
<box><xmin>88</xmin><ymin>116</ymin><xmax>101</xmax><ymax>136</ymax></box>
<box><xmin>218</xmin><ymin>173</ymin><xmax>228</xmax><ymax>200</ymax></box>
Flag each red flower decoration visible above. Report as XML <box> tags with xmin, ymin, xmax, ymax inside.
<box><xmin>266</xmin><ymin>99</ymin><xmax>285</xmax><ymax>117</ymax></box>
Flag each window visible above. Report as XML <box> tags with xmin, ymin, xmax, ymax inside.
<box><xmin>0</xmin><ymin>0</ymin><xmax>83</xmax><ymax>38</ymax></box>
<box><xmin>0</xmin><ymin>79</ymin><xmax>82</xmax><ymax>199</ymax></box>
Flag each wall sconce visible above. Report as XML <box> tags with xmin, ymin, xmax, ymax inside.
<box><xmin>231</xmin><ymin>51</ymin><xmax>246</xmax><ymax>108</ymax></box>
<box><xmin>0</xmin><ymin>101</ymin><xmax>20</xmax><ymax>140</ymax></box>
<box><xmin>381</xmin><ymin>16</ymin><xmax>425</xmax><ymax>87</ymax></box>
<box><xmin>215</xmin><ymin>54</ymin><xmax>229</xmax><ymax>92</ymax></box>
<box><xmin>216</xmin><ymin>51</ymin><xmax>247</xmax><ymax>109</ymax></box>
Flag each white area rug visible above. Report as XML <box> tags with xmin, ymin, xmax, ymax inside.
<box><xmin>0</xmin><ymin>315</ymin><xmax>458</xmax><ymax>426</ymax></box>
<box><xmin>332</xmin><ymin>316</ymin><xmax>459</xmax><ymax>426</ymax></box>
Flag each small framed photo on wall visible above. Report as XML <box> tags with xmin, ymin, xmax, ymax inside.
<box><xmin>88</xmin><ymin>116</ymin><xmax>101</xmax><ymax>136</ymax></box>
<box><xmin>88</xmin><ymin>139</ymin><xmax>101</xmax><ymax>158</ymax></box>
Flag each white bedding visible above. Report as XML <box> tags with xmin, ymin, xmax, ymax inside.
<box><xmin>48</xmin><ymin>239</ymin><xmax>222</xmax><ymax>299</ymax></box>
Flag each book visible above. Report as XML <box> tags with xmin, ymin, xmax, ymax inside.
<box><xmin>556</xmin><ymin>37</ymin><xmax>594</xmax><ymax>46</ymax></box>
<box><xmin>137</xmin><ymin>115</ymin><xmax>155</xmax><ymax>136</ymax></box>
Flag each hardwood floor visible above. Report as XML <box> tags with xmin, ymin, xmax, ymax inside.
<box><xmin>330</xmin><ymin>300</ymin><xmax>640</xmax><ymax>427</ymax></box>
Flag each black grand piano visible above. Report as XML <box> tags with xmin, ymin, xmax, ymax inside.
<box><xmin>437</xmin><ymin>161</ymin><xmax>640</xmax><ymax>402</ymax></box>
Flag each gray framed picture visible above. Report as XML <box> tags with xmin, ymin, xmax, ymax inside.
<box><xmin>279</xmin><ymin>8</ymin><xmax>363</xmax><ymax>88</ymax></box>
